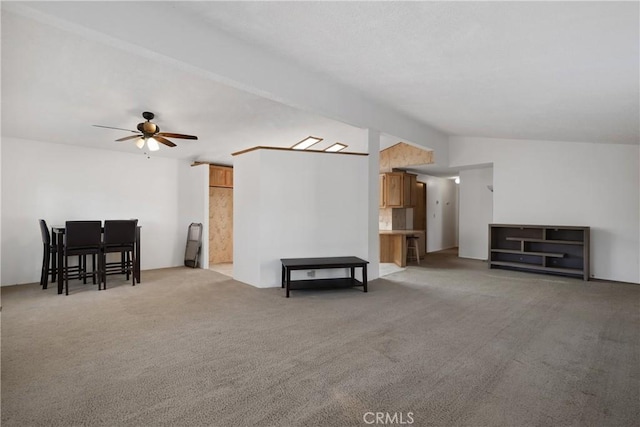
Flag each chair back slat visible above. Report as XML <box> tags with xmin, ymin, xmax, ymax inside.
<box><xmin>65</xmin><ymin>221</ymin><xmax>102</xmax><ymax>249</ymax></box>
<box><xmin>104</xmin><ymin>220</ymin><xmax>137</xmax><ymax>246</ymax></box>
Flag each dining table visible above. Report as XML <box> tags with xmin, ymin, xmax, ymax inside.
<box><xmin>51</xmin><ymin>225</ymin><xmax>141</xmax><ymax>294</ymax></box>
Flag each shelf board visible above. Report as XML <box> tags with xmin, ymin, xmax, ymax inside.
<box><xmin>490</xmin><ymin>261</ymin><xmax>583</xmax><ymax>275</ymax></box>
<box><xmin>505</xmin><ymin>237</ymin><xmax>584</xmax><ymax>245</ymax></box>
<box><xmin>491</xmin><ymin>249</ymin><xmax>565</xmax><ymax>258</ymax></box>
<box><xmin>288</xmin><ymin>277</ymin><xmax>363</xmax><ymax>290</ymax></box>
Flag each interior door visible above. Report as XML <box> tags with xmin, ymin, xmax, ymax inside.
<box><xmin>209</xmin><ymin>187</ymin><xmax>233</xmax><ymax>264</ymax></box>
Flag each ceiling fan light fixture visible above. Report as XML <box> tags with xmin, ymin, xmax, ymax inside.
<box><xmin>147</xmin><ymin>137</ymin><xmax>160</xmax><ymax>151</ymax></box>
<box><xmin>135</xmin><ymin>138</ymin><xmax>145</xmax><ymax>149</ymax></box>
<box><xmin>143</xmin><ymin>122</ymin><xmax>157</xmax><ymax>133</ymax></box>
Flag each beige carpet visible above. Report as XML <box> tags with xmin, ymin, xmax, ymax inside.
<box><xmin>2</xmin><ymin>252</ymin><xmax>639</xmax><ymax>426</ymax></box>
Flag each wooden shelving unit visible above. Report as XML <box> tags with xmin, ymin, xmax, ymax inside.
<box><xmin>488</xmin><ymin>224</ymin><xmax>590</xmax><ymax>280</ymax></box>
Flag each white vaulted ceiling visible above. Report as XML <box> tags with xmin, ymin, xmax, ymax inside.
<box><xmin>179</xmin><ymin>1</ymin><xmax>639</xmax><ymax>144</ymax></box>
<box><xmin>2</xmin><ymin>1</ymin><xmax>638</xmax><ymax>165</ymax></box>
<box><xmin>0</xmin><ymin>5</ymin><xmax>368</xmax><ymax>163</ymax></box>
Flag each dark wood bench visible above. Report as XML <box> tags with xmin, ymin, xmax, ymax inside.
<box><xmin>280</xmin><ymin>256</ymin><xmax>369</xmax><ymax>298</ymax></box>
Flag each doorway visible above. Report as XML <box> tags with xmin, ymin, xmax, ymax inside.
<box><xmin>209</xmin><ymin>165</ymin><xmax>233</xmax><ymax>277</ymax></box>
<box><xmin>414</xmin><ymin>180</ymin><xmax>427</xmax><ymax>258</ymax></box>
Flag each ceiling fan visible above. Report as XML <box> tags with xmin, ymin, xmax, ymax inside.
<box><xmin>93</xmin><ymin>111</ymin><xmax>198</xmax><ymax>151</ymax></box>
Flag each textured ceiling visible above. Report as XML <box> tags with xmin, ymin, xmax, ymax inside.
<box><xmin>180</xmin><ymin>1</ymin><xmax>639</xmax><ymax>144</ymax></box>
<box><xmin>1</xmin><ymin>8</ymin><xmax>368</xmax><ymax>163</ymax></box>
<box><xmin>2</xmin><ymin>1</ymin><xmax>638</xmax><ymax>167</ymax></box>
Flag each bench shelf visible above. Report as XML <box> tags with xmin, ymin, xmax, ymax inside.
<box><xmin>280</xmin><ymin>256</ymin><xmax>369</xmax><ymax>298</ymax></box>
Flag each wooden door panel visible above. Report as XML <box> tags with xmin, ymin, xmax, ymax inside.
<box><xmin>209</xmin><ymin>187</ymin><xmax>233</xmax><ymax>263</ymax></box>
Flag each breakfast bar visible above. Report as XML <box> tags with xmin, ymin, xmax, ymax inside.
<box><xmin>379</xmin><ymin>229</ymin><xmax>426</xmax><ymax>267</ymax></box>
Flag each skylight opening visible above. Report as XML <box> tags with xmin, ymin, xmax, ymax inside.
<box><xmin>324</xmin><ymin>143</ymin><xmax>347</xmax><ymax>152</ymax></box>
<box><xmin>291</xmin><ymin>136</ymin><xmax>323</xmax><ymax>150</ymax></box>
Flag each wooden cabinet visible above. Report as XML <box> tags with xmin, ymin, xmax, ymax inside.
<box><xmin>209</xmin><ymin>165</ymin><xmax>233</xmax><ymax>188</ymax></box>
<box><xmin>384</xmin><ymin>173</ymin><xmax>404</xmax><ymax>207</ymax></box>
<box><xmin>489</xmin><ymin>224</ymin><xmax>590</xmax><ymax>280</ymax></box>
<box><xmin>379</xmin><ymin>172</ymin><xmax>417</xmax><ymax>208</ymax></box>
<box><xmin>404</xmin><ymin>173</ymin><xmax>417</xmax><ymax>207</ymax></box>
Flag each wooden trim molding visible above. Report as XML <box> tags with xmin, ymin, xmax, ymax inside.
<box><xmin>191</xmin><ymin>161</ymin><xmax>233</xmax><ymax>167</ymax></box>
<box><xmin>232</xmin><ymin>146</ymin><xmax>368</xmax><ymax>157</ymax></box>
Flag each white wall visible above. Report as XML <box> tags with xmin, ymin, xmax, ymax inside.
<box><xmin>457</xmin><ymin>168</ymin><xmax>494</xmax><ymax>260</ymax></box>
<box><xmin>418</xmin><ymin>175</ymin><xmax>459</xmax><ymax>253</ymax></box>
<box><xmin>177</xmin><ymin>162</ymin><xmax>210</xmax><ymax>269</ymax></box>
<box><xmin>0</xmin><ymin>135</ymin><xmax>3</xmax><ymax>286</ymax></box>
<box><xmin>234</xmin><ymin>148</ymin><xmax>369</xmax><ymax>288</ymax></box>
<box><xmin>232</xmin><ymin>150</ymin><xmax>262</xmax><ymax>286</ymax></box>
<box><xmin>1</xmin><ymin>137</ymin><xmax>207</xmax><ymax>286</ymax></box>
<box><xmin>450</xmin><ymin>137</ymin><xmax>640</xmax><ymax>283</ymax></box>
<box><xmin>367</xmin><ymin>129</ymin><xmax>381</xmax><ymax>279</ymax></box>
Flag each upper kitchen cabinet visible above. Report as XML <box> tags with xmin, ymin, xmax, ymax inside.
<box><xmin>210</xmin><ymin>165</ymin><xmax>233</xmax><ymax>188</ymax></box>
<box><xmin>404</xmin><ymin>173</ymin><xmax>417</xmax><ymax>207</ymax></box>
<box><xmin>380</xmin><ymin>172</ymin><xmax>417</xmax><ymax>208</ymax></box>
<box><xmin>384</xmin><ymin>172</ymin><xmax>403</xmax><ymax>207</ymax></box>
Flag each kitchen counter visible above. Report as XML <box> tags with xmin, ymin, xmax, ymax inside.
<box><xmin>379</xmin><ymin>230</ymin><xmax>426</xmax><ymax>267</ymax></box>
<box><xmin>379</xmin><ymin>229</ymin><xmax>426</xmax><ymax>235</ymax></box>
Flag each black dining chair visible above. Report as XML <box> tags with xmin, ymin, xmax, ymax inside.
<box><xmin>39</xmin><ymin>219</ymin><xmax>85</xmax><ymax>289</ymax></box>
<box><xmin>102</xmin><ymin>219</ymin><xmax>138</xmax><ymax>289</ymax></box>
<box><xmin>63</xmin><ymin>221</ymin><xmax>103</xmax><ymax>295</ymax></box>
<box><xmin>39</xmin><ymin>219</ymin><xmax>58</xmax><ymax>289</ymax></box>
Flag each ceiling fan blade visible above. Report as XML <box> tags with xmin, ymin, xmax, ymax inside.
<box><xmin>156</xmin><ymin>132</ymin><xmax>198</xmax><ymax>140</ymax></box>
<box><xmin>93</xmin><ymin>125</ymin><xmax>139</xmax><ymax>133</ymax></box>
<box><xmin>154</xmin><ymin>136</ymin><xmax>177</xmax><ymax>147</ymax></box>
<box><xmin>115</xmin><ymin>134</ymin><xmax>143</xmax><ymax>142</ymax></box>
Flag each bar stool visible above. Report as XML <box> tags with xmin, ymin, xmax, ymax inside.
<box><xmin>102</xmin><ymin>219</ymin><xmax>138</xmax><ymax>289</ymax></box>
<box><xmin>63</xmin><ymin>221</ymin><xmax>102</xmax><ymax>295</ymax></box>
<box><xmin>39</xmin><ymin>219</ymin><xmax>84</xmax><ymax>289</ymax></box>
<box><xmin>39</xmin><ymin>219</ymin><xmax>57</xmax><ymax>289</ymax></box>
<box><xmin>406</xmin><ymin>235</ymin><xmax>420</xmax><ymax>265</ymax></box>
